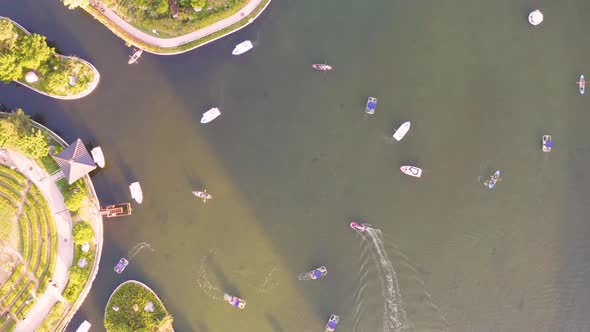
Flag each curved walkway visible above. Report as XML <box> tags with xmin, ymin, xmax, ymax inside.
<box><xmin>92</xmin><ymin>0</ymin><xmax>270</xmax><ymax>54</ymax></box>
<box><xmin>0</xmin><ymin>149</ymin><xmax>74</xmax><ymax>332</ymax></box>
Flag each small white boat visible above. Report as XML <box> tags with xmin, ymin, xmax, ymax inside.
<box><xmin>91</xmin><ymin>146</ymin><xmax>105</xmax><ymax>168</ymax></box>
<box><xmin>224</xmin><ymin>294</ymin><xmax>246</xmax><ymax>309</ymax></box>
<box><xmin>201</xmin><ymin>107</ymin><xmax>221</xmax><ymax>124</ymax></box>
<box><xmin>393</xmin><ymin>122</ymin><xmax>411</xmax><ymax>141</ymax></box>
<box><xmin>129</xmin><ymin>182</ymin><xmax>143</xmax><ymax>204</ymax></box>
<box><xmin>232</xmin><ymin>40</ymin><xmax>253</xmax><ymax>55</ymax></box>
<box><xmin>128</xmin><ymin>49</ymin><xmax>143</xmax><ymax>64</ymax></box>
<box><xmin>400</xmin><ymin>165</ymin><xmax>422</xmax><ymax>178</ymax></box>
<box><xmin>488</xmin><ymin>170</ymin><xmax>500</xmax><ymax>189</ymax></box>
<box><xmin>75</xmin><ymin>320</ymin><xmax>91</xmax><ymax>332</ymax></box>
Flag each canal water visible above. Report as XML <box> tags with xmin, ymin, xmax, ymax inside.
<box><xmin>2</xmin><ymin>0</ymin><xmax>590</xmax><ymax>331</ymax></box>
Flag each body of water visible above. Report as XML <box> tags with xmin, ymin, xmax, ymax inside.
<box><xmin>2</xmin><ymin>0</ymin><xmax>590</xmax><ymax>331</ymax></box>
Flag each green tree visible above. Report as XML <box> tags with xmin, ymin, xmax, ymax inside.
<box><xmin>15</xmin><ymin>128</ymin><xmax>49</xmax><ymax>159</ymax></box>
<box><xmin>64</xmin><ymin>181</ymin><xmax>86</xmax><ymax>212</ymax></box>
<box><xmin>0</xmin><ymin>20</ymin><xmax>17</xmax><ymax>50</ymax></box>
<box><xmin>44</xmin><ymin>70</ymin><xmax>70</xmax><ymax>94</ymax></box>
<box><xmin>8</xmin><ymin>109</ymin><xmax>32</xmax><ymax>134</ymax></box>
<box><xmin>0</xmin><ymin>53</ymin><xmax>22</xmax><ymax>82</ymax></box>
<box><xmin>72</xmin><ymin>221</ymin><xmax>94</xmax><ymax>244</ymax></box>
<box><xmin>61</xmin><ymin>0</ymin><xmax>89</xmax><ymax>10</ymax></box>
<box><xmin>15</xmin><ymin>34</ymin><xmax>53</xmax><ymax>71</ymax></box>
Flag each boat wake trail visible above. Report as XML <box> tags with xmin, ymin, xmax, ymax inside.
<box><xmin>127</xmin><ymin>242</ymin><xmax>154</xmax><ymax>260</ymax></box>
<box><xmin>365</xmin><ymin>227</ymin><xmax>409</xmax><ymax>332</ymax></box>
<box><xmin>196</xmin><ymin>251</ymin><xmax>223</xmax><ymax>300</ymax></box>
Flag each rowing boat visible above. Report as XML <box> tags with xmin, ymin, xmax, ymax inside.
<box><xmin>312</xmin><ymin>64</ymin><xmax>332</xmax><ymax>71</ymax></box>
<box><xmin>224</xmin><ymin>294</ymin><xmax>246</xmax><ymax>309</ymax></box>
<box><xmin>128</xmin><ymin>49</ymin><xmax>143</xmax><ymax>64</ymax></box>
<box><xmin>325</xmin><ymin>314</ymin><xmax>340</xmax><ymax>332</ymax></box>
<box><xmin>192</xmin><ymin>189</ymin><xmax>212</xmax><ymax>202</ymax></box>
<box><xmin>578</xmin><ymin>74</ymin><xmax>585</xmax><ymax>95</ymax></box>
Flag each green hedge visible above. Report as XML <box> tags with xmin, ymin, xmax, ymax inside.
<box><xmin>0</xmin><ymin>184</ymin><xmax>22</xmax><ymax>203</ymax></box>
<box><xmin>18</xmin><ymin>214</ymin><xmax>31</xmax><ymax>263</ymax></box>
<box><xmin>0</xmin><ymin>165</ymin><xmax>27</xmax><ymax>184</ymax></box>
<box><xmin>0</xmin><ymin>174</ymin><xmax>25</xmax><ymax>193</ymax></box>
<box><xmin>36</xmin><ymin>302</ymin><xmax>65</xmax><ymax>332</ymax></box>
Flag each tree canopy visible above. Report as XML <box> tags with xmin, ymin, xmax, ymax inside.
<box><xmin>62</xmin><ymin>0</ymin><xmax>89</xmax><ymax>10</ymax></box>
<box><xmin>0</xmin><ymin>109</ymin><xmax>49</xmax><ymax>159</ymax></box>
<box><xmin>0</xmin><ymin>20</ymin><xmax>55</xmax><ymax>82</ymax></box>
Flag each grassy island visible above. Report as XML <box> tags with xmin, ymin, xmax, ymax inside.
<box><xmin>0</xmin><ymin>18</ymin><xmax>99</xmax><ymax>99</ymax></box>
<box><xmin>104</xmin><ymin>280</ymin><xmax>174</xmax><ymax>332</ymax></box>
<box><xmin>0</xmin><ymin>109</ymin><xmax>102</xmax><ymax>331</ymax></box>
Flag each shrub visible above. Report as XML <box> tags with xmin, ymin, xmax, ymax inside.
<box><xmin>72</xmin><ymin>221</ymin><xmax>94</xmax><ymax>245</ymax></box>
<box><xmin>63</xmin><ymin>180</ymin><xmax>86</xmax><ymax>212</ymax></box>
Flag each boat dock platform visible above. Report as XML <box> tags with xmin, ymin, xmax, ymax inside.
<box><xmin>99</xmin><ymin>203</ymin><xmax>133</xmax><ymax>218</ymax></box>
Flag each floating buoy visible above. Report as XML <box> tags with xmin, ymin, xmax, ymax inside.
<box><xmin>528</xmin><ymin>10</ymin><xmax>543</xmax><ymax>26</ymax></box>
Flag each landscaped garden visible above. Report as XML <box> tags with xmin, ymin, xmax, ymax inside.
<box><xmin>0</xmin><ymin>164</ymin><xmax>57</xmax><ymax>331</ymax></box>
<box><xmin>0</xmin><ymin>17</ymin><xmax>99</xmax><ymax>99</ymax></box>
<box><xmin>0</xmin><ymin>109</ymin><xmax>101</xmax><ymax>331</ymax></box>
<box><xmin>104</xmin><ymin>280</ymin><xmax>174</xmax><ymax>332</ymax></box>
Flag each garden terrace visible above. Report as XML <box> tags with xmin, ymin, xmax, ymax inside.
<box><xmin>0</xmin><ymin>165</ymin><xmax>57</xmax><ymax>331</ymax></box>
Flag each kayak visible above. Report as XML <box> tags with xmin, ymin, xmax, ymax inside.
<box><xmin>192</xmin><ymin>190</ymin><xmax>212</xmax><ymax>202</ymax></box>
<box><xmin>393</xmin><ymin>122</ymin><xmax>411</xmax><ymax>141</ymax></box>
<box><xmin>488</xmin><ymin>170</ymin><xmax>500</xmax><ymax>189</ymax></box>
<box><xmin>578</xmin><ymin>74</ymin><xmax>585</xmax><ymax>95</ymax></box>
<box><xmin>350</xmin><ymin>221</ymin><xmax>366</xmax><ymax>232</ymax></box>
<box><xmin>400</xmin><ymin>165</ymin><xmax>422</xmax><ymax>178</ymax></box>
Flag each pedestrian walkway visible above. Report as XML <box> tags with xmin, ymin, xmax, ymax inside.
<box><xmin>0</xmin><ymin>149</ymin><xmax>74</xmax><ymax>332</ymax></box>
<box><xmin>91</xmin><ymin>0</ymin><xmax>270</xmax><ymax>52</ymax></box>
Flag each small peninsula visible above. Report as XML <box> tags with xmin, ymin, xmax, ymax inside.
<box><xmin>0</xmin><ymin>18</ymin><xmax>99</xmax><ymax>99</ymax></box>
<box><xmin>104</xmin><ymin>280</ymin><xmax>174</xmax><ymax>332</ymax></box>
<box><xmin>0</xmin><ymin>109</ymin><xmax>103</xmax><ymax>331</ymax></box>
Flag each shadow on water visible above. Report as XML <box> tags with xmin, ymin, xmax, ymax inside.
<box><xmin>207</xmin><ymin>254</ymin><xmax>240</xmax><ymax>296</ymax></box>
<box><xmin>196</xmin><ymin>320</ymin><xmax>210</xmax><ymax>332</ymax></box>
<box><xmin>265</xmin><ymin>313</ymin><xmax>285</xmax><ymax>332</ymax></box>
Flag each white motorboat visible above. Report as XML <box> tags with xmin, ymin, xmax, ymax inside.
<box><xmin>232</xmin><ymin>40</ymin><xmax>253</xmax><ymax>55</ymax></box>
<box><xmin>393</xmin><ymin>122</ymin><xmax>411</xmax><ymax>141</ymax></box>
<box><xmin>129</xmin><ymin>182</ymin><xmax>143</xmax><ymax>204</ymax></box>
<box><xmin>91</xmin><ymin>146</ymin><xmax>105</xmax><ymax>168</ymax></box>
<box><xmin>400</xmin><ymin>165</ymin><xmax>422</xmax><ymax>178</ymax></box>
<box><xmin>75</xmin><ymin>320</ymin><xmax>91</xmax><ymax>332</ymax></box>
<box><xmin>128</xmin><ymin>49</ymin><xmax>143</xmax><ymax>64</ymax></box>
<box><xmin>201</xmin><ymin>107</ymin><xmax>221</xmax><ymax>124</ymax></box>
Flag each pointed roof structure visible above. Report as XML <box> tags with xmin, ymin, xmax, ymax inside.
<box><xmin>52</xmin><ymin>138</ymin><xmax>96</xmax><ymax>184</ymax></box>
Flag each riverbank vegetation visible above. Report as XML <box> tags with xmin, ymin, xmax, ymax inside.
<box><xmin>63</xmin><ymin>221</ymin><xmax>95</xmax><ymax>303</ymax></box>
<box><xmin>104</xmin><ymin>281</ymin><xmax>174</xmax><ymax>332</ymax></box>
<box><xmin>64</xmin><ymin>0</ymin><xmax>248</xmax><ymax>37</ymax></box>
<box><xmin>0</xmin><ymin>18</ymin><xmax>97</xmax><ymax>98</ymax></box>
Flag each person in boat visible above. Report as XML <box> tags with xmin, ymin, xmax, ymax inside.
<box><xmin>231</xmin><ymin>297</ymin><xmax>241</xmax><ymax>307</ymax></box>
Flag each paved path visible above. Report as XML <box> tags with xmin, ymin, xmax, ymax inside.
<box><xmin>0</xmin><ymin>149</ymin><xmax>73</xmax><ymax>332</ymax></box>
<box><xmin>92</xmin><ymin>0</ymin><xmax>266</xmax><ymax>49</ymax></box>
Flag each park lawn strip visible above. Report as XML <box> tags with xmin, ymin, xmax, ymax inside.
<box><xmin>36</xmin><ymin>302</ymin><xmax>66</xmax><ymax>332</ymax></box>
<box><xmin>83</xmin><ymin>0</ymin><xmax>270</xmax><ymax>54</ymax></box>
